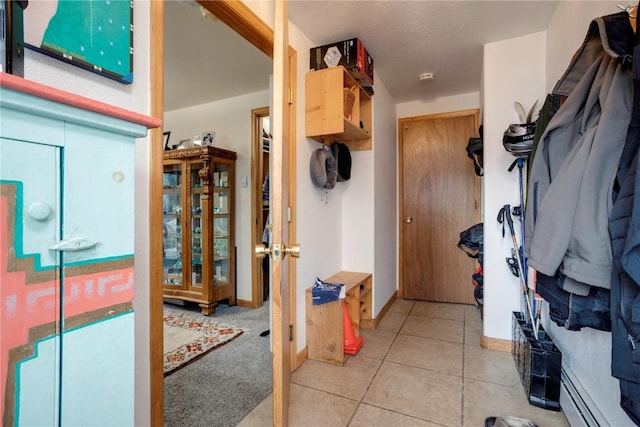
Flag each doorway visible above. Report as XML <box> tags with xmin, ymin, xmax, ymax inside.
<box><xmin>398</xmin><ymin>110</ymin><xmax>480</xmax><ymax>305</ymax></box>
<box><xmin>149</xmin><ymin>2</ymin><xmax>298</xmax><ymax>426</ymax></box>
<box><xmin>252</xmin><ymin>107</ymin><xmax>270</xmax><ymax>307</ymax></box>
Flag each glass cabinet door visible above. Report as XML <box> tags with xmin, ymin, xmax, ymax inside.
<box><xmin>162</xmin><ymin>163</ymin><xmax>183</xmax><ymax>287</ymax></box>
<box><xmin>190</xmin><ymin>161</ymin><xmax>203</xmax><ymax>289</ymax></box>
<box><xmin>213</xmin><ymin>162</ymin><xmax>231</xmax><ymax>286</ymax></box>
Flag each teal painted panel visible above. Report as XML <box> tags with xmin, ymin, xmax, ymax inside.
<box><xmin>16</xmin><ymin>313</ymin><xmax>135</xmax><ymax>426</ymax></box>
<box><xmin>0</xmin><ymin>138</ymin><xmax>61</xmax><ymax>269</ymax></box>
<box><xmin>61</xmin><ymin>313</ymin><xmax>135</xmax><ymax>426</ymax></box>
<box><xmin>15</xmin><ymin>335</ymin><xmax>60</xmax><ymax>427</ymax></box>
<box><xmin>0</xmin><ymin>88</ymin><xmax>148</xmax><ymax>139</ymax></box>
<box><xmin>61</xmin><ymin>123</ymin><xmax>135</xmax><ymax>264</ymax></box>
<box><xmin>0</xmin><ymin>108</ymin><xmax>65</xmax><ymax>147</ymax></box>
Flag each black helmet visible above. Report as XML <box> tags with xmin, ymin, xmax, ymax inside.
<box><xmin>503</xmin><ymin>123</ymin><xmax>536</xmax><ymax>158</ymax></box>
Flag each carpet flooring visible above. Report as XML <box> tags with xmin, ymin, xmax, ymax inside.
<box><xmin>164</xmin><ymin>301</ymin><xmax>272</xmax><ymax>427</ymax></box>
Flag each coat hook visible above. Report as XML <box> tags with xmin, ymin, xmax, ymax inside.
<box><xmin>617</xmin><ymin>4</ymin><xmax>636</xmax><ymax>18</ymax></box>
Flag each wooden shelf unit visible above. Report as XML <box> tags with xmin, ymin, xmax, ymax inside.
<box><xmin>305</xmin><ymin>271</ymin><xmax>373</xmax><ymax>365</ymax></box>
<box><xmin>305</xmin><ymin>66</ymin><xmax>372</xmax><ymax>151</ymax></box>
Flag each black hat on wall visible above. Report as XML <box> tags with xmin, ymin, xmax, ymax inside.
<box><xmin>332</xmin><ymin>142</ymin><xmax>352</xmax><ymax>182</ymax></box>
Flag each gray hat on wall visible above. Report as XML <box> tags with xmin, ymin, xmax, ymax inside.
<box><xmin>310</xmin><ymin>145</ymin><xmax>337</xmax><ymax>189</ymax></box>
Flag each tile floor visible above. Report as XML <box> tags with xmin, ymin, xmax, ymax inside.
<box><xmin>238</xmin><ymin>299</ymin><xmax>570</xmax><ymax>427</ymax></box>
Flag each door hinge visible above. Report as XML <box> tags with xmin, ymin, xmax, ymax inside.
<box><xmin>287</xmin><ymin>206</ymin><xmax>292</xmax><ymax>222</ymax></box>
<box><xmin>289</xmin><ymin>324</ymin><xmax>294</xmax><ymax>341</ymax></box>
<box><xmin>288</xmin><ymin>87</ymin><xmax>293</xmax><ymax>105</ymax></box>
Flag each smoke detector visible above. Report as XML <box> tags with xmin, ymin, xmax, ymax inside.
<box><xmin>419</xmin><ymin>72</ymin><xmax>435</xmax><ymax>81</ymax></box>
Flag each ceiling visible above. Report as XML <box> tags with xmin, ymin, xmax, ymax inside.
<box><xmin>164</xmin><ymin>1</ymin><xmax>562</xmax><ymax>111</ymax></box>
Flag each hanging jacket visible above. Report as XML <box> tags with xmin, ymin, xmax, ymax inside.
<box><xmin>608</xmin><ymin>20</ymin><xmax>640</xmax><ymax>425</ymax></box>
<box><xmin>525</xmin><ymin>12</ymin><xmax>635</xmax><ymax>296</ymax></box>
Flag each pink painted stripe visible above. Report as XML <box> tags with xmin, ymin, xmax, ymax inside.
<box><xmin>0</xmin><ymin>72</ymin><xmax>162</xmax><ymax>129</ymax></box>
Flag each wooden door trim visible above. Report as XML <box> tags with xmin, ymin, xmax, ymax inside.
<box><xmin>149</xmin><ymin>2</ymin><xmax>298</xmax><ymax>425</ymax></box>
<box><xmin>251</xmin><ymin>106</ymin><xmax>269</xmax><ymax>308</ymax></box>
<box><xmin>397</xmin><ymin>109</ymin><xmax>480</xmax><ymax>300</ymax></box>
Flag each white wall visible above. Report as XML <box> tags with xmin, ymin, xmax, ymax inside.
<box><xmin>541</xmin><ymin>2</ymin><xmax>632</xmax><ymax>425</ymax></box>
<box><xmin>164</xmin><ymin>91</ymin><xmax>270</xmax><ymax>302</ymax></box>
<box><xmin>279</xmin><ymin>18</ymin><xmax>399</xmax><ymax>352</ymax></box>
<box><xmin>482</xmin><ymin>32</ymin><xmax>546</xmax><ymax>340</ymax></box>
<box><xmin>371</xmin><ymin>77</ymin><xmax>399</xmax><ymax>314</ymax></box>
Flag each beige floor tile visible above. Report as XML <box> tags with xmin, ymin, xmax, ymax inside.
<box><xmin>463</xmin><ymin>379</ymin><xmax>569</xmax><ymax>427</ymax></box>
<box><xmin>386</xmin><ymin>334</ymin><xmax>463</xmax><ymax>376</ymax></box>
<box><xmin>358</xmin><ymin>328</ymin><xmax>397</xmax><ymax>360</ymax></box>
<box><xmin>350</xmin><ymin>403</ymin><xmax>443</xmax><ymax>427</ymax></box>
<box><xmin>291</xmin><ymin>357</ymin><xmax>381</xmax><ymax>401</ymax></box>
<box><xmin>464</xmin><ymin>316</ymin><xmax>483</xmax><ymax>347</ymax></box>
<box><xmin>364</xmin><ymin>361</ymin><xmax>462</xmax><ymax>426</ymax></box>
<box><xmin>288</xmin><ymin>383</ymin><xmax>358</xmax><ymax>427</ymax></box>
<box><xmin>400</xmin><ymin>314</ymin><xmax>464</xmax><ymax>344</ymax></box>
<box><xmin>411</xmin><ymin>301</ymin><xmax>466</xmax><ymax>321</ymax></box>
<box><xmin>377</xmin><ymin>311</ymin><xmax>408</xmax><ymax>333</ymax></box>
<box><xmin>389</xmin><ymin>298</ymin><xmax>415</xmax><ymax>314</ymax></box>
<box><xmin>464</xmin><ymin>345</ymin><xmax>522</xmax><ymax>389</ymax></box>
<box><xmin>464</xmin><ymin>304</ymin><xmax>482</xmax><ymax>324</ymax></box>
<box><xmin>236</xmin><ymin>394</ymin><xmax>272</xmax><ymax>427</ymax></box>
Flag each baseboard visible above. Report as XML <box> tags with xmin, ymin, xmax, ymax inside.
<box><xmin>370</xmin><ymin>290</ymin><xmax>397</xmax><ymax>330</ymax></box>
<box><xmin>235</xmin><ymin>299</ymin><xmax>253</xmax><ymax>308</ymax></box>
<box><xmin>294</xmin><ymin>347</ymin><xmax>307</xmax><ymax>370</ymax></box>
<box><xmin>560</xmin><ymin>365</ymin><xmax>609</xmax><ymax>427</ymax></box>
<box><xmin>480</xmin><ymin>334</ymin><xmax>511</xmax><ymax>352</ymax></box>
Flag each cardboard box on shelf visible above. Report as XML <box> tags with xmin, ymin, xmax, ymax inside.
<box><xmin>310</xmin><ymin>38</ymin><xmax>374</xmax><ymax>89</ymax></box>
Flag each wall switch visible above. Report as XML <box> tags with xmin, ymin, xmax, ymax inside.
<box><xmin>241</xmin><ymin>176</ymin><xmax>248</xmax><ymax>187</ymax></box>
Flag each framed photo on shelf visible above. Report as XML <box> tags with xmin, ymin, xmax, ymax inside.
<box><xmin>202</xmin><ymin>131</ymin><xmax>216</xmax><ymax>146</ymax></box>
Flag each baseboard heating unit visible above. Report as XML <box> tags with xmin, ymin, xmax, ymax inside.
<box><xmin>560</xmin><ymin>365</ymin><xmax>609</xmax><ymax>427</ymax></box>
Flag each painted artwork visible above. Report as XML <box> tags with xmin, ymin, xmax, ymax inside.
<box><xmin>24</xmin><ymin>0</ymin><xmax>134</xmax><ymax>83</ymax></box>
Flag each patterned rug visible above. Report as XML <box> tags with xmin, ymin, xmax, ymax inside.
<box><xmin>163</xmin><ymin>310</ymin><xmax>244</xmax><ymax>376</ymax></box>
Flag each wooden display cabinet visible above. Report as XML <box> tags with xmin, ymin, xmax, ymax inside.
<box><xmin>305</xmin><ymin>65</ymin><xmax>373</xmax><ymax>151</ymax></box>
<box><xmin>162</xmin><ymin>146</ymin><xmax>236</xmax><ymax>315</ymax></box>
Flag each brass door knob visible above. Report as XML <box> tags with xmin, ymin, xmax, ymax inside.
<box><xmin>255</xmin><ymin>244</ymin><xmax>271</xmax><ymax>259</ymax></box>
<box><xmin>283</xmin><ymin>243</ymin><xmax>301</xmax><ymax>258</ymax></box>
<box><xmin>405</xmin><ymin>216</ymin><xmax>413</xmax><ymax>223</ymax></box>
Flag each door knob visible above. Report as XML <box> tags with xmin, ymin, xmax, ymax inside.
<box><xmin>255</xmin><ymin>243</ymin><xmax>271</xmax><ymax>259</ymax></box>
<box><xmin>405</xmin><ymin>216</ymin><xmax>413</xmax><ymax>223</ymax></box>
<box><xmin>283</xmin><ymin>243</ymin><xmax>301</xmax><ymax>258</ymax></box>
<box><xmin>255</xmin><ymin>243</ymin><xmax>301</xmax><ymax>260</ymax></box>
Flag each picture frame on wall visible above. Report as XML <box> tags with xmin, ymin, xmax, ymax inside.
<box><xmin>163</xmin><ymin>131</ymin><xmax>172</xmax><ymax>151</ymax></box>
<box><xmin>23</xmin><ymin>1</ymin><xmax>134</xmax><ymax>84</ymax></box>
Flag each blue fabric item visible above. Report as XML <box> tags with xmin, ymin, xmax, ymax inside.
<box><xmin>608</xmin><ymin>11</ymin><xmax>640</xmax><ymax>422</ymax></box>
<box><xmin>311</xmin><ymin>277</ymin><xmax>344</xmax><ymax>305</ymax></box>
<box><xmin>536</xmin><ymin>272</ymin><xmax>611</xmax><ymax>332</ymax></box>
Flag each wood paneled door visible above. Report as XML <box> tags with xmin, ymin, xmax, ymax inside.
<box><xmin>399</xmin><ymin>110</ymin><xmax>480</xmax><ymax>304</ymax></box>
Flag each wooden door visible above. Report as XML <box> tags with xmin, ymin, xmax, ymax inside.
<box><xmin>399</xmin><ymin>110</ymin><xmax>479</xmax><ymax>304</ymax></box>
<box><xmin>271</xmin><ymin>1</ymin><xmax>292</xmax><ymax>425</ymax></box>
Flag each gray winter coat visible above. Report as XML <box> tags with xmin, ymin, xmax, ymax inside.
<box><xmin>525</xmin><ymin>12</ymin><xmax>634</xmax><ymax>295</ymax></box>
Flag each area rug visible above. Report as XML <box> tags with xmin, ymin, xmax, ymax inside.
<box><xmin>163</xmin><ymin>311</ymin><xmax>244</xmax><ymax>376</ymax></box>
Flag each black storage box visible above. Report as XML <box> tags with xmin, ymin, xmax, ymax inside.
<box><xmin>310</xmin><ymin>38</ymin><xmax>374</xmax><ymax>88</ymax></box>
<box><xmin>511</xmin><ymin>312</ymin><xmax>562</xmax><ymax>411</ymax></box>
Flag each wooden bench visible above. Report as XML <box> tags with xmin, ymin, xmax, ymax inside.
<box><xmin>305</xmin><ymin>271</ymin><xmax>372</xmax><ymax>365</ymax></box>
